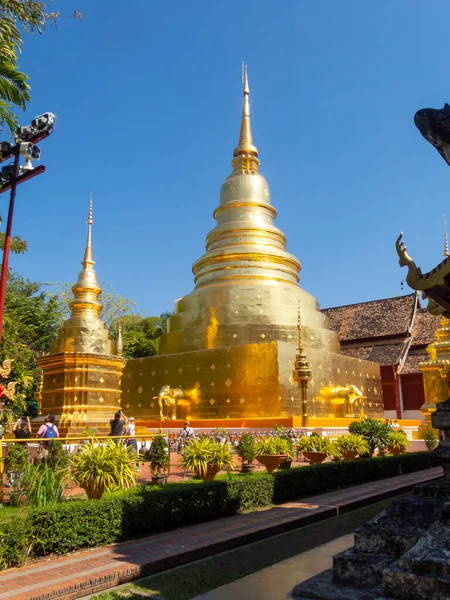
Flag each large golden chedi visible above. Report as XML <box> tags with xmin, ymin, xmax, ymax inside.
<box><xmin>122</xmin><ymin>71</ymin><xmax>383</xmax><ymax>423</ymax></box>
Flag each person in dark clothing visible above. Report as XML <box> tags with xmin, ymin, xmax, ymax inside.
<box><xmin>110</xmin><ymin>410</ymin><xmax>127</xmax><ymax>443</ymax></box>
<box><xmin>13</xmin><ymin>417</ymin><xmax>31</xmax><ymax>439</ymax></box>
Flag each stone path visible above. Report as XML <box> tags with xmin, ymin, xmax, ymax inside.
<box><xmin>193</xmin><ymin>534</ymin><xmax>354</xmax><ymax>599</ymax></box>
<box><xmin>0</xmin><ymin>467</ymin><xmax>441</xmax><ymax>600</ymax></box>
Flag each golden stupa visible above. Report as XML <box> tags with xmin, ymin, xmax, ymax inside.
<box><xmin>37</xmin><ymin>197</ymin><xmax>125</xmax><ymax>434</ymax></box>
<box><xmin>122</xmin><ymin>69</ymin><xmax>383</xmax><ymax>428</ymax></box>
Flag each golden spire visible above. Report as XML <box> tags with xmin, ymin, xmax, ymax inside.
<box><xmin>444</xmin><ymin>214</ymin><xmax>449</xmax><ymax>258</ymax></box>
<box><xmin>69</xmin><ymin>194</ymin><xmax>102</xmax><ymax>319</ymax></box>
<box><xmin>232</xmin><ymin>63</ymin><xmax>260</xmax><ymax>173</ymax></box>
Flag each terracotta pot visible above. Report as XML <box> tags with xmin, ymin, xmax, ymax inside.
<box><xmin>202</xmin><ymin>464</ymin><xmax>221</xmax><ymax>481</ymax></box>
<box><xmin>151</xmin><ymin>474</ymin><xmax>169</xmax><ymax>485</ymax></box>
<box><xmin>342</xmin><ymin>451</ymin><xmax>358</xmax><ymax>461</ymax></box>
<box><xmin>388</xmin><ymin>446</ymin><xmax>402</xmax><ymax>456</ymax></box>
<box><xmin>257</xmin><ymin>454</ymin><xmax>287</xmax><ymax>473</ymax></box>
<box><xmin>242</xmin><ymin>464</ymin><xmax>256</xmax><ymax>474</ymax></box>
<box><xmin>303</xmin><ymin>451</ymin><xmax>327</xmax><ymax>465</ymax></box>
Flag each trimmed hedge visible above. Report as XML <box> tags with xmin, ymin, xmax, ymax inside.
<box><xmin>0</xmin><ymin>452</ymin><xmax>433</xmax><ymax>568</ymax></box>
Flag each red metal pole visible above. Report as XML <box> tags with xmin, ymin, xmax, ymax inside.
<box><xmin>0</xmin><ymin>151</ymin><xmax>20</xmax><ymax>345</ymax></box>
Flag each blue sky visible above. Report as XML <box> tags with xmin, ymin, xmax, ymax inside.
<box><xmin>7</xmin><ymin>0</ymin><xmax>450</xmax><ymax>315</ymax></box>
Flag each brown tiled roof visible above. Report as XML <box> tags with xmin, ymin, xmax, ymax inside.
<box><xmin>341</xmin><ymin>343</ymin><xmax>406</xmax><ymax>366</ymax></box>
<box><xmin>401</xmin><ymin>350</ymin><xmax>429</xmax><ymax>374</ymax></box>
<box><xmin>323</xmin><ymin>294</ymin><xmax>417</xmax><ymax>342</ymax></box>
<box><xmin>411</xmin><ymin>308</ymin><xmax>440</xmax><ymax>346</ymax></box>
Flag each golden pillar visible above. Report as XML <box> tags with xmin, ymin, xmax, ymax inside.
<box><xmin>418</xmin><ymin>316</ymin><xmax>450</xmax><ymax>435</ymax></box>
<box><xmin>293</xmin><ymin>306</ymin><xmax>311</xmax><ymax>427</ymax></box>
<box><xmin>37</xmin><ymin>196</ymin><xmax>125</xmax><ymax>435</ymax></box>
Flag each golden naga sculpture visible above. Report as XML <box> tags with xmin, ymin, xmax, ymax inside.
<box><xmin>317</xmin><ymin>385</ymin><xmax>365</xmax><ymax>418</ymax></box>
<box><xmin>1</xmin><ymin>381</ymin><xmax>16</xmax><ymax>399</ymax></box>
<box><xmin>154</xmin><ymin>386</ymin><xmax>186</xmax><ymax>420</ymax></box>
<box><xmin>0</xmin><ymin>359</ymin><xmax>12</xmax><ymax>379</ymax></box>
<box><xmin>396</xmin><ymin>233</ymin><xmax>422</xmax><ymax>288</ymax></box>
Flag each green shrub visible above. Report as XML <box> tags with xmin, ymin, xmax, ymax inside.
<box><xmin>255</xmin><ymin>436</ymin><xmax>293</xmax><ymax>458</ymax></box>
<box><xmin>333</xmin><ymin>434</ymin><xmax>370</xmax><ymax>459</ymax></box>
<box><xmin>71</xmin><ymin>440</ymin><xmax>140</xmax><ymax>499</ymax></box>
<box><xmin>26</xmin><ymin>463</ymin><xmax>66</xmax><ymax>507</ymax></box>
<box><xmin>349</xmin><ymin>418</ymin><xmax>392</xmax><ymax>456</ymax></box>
<box><xmin>424</xmin><ymin>429</ymin><xmax>438</xmax><ymax>451</ymax></box>
<box><xmin>236</xmin><ymin>433</ymin><xmax>257</xmax><ymax>464</ymax></box>
<box><xmin>0</xmin><ymin>514</ymin><xmax>29</xmax><ymax>569</ymax></box>
<box><xmin>388</xmin><ymin>430</ymin><xmax>409</xmax><ymax>453</ymax></box>
<box><xmin>181</xmin><ymin>437</ymin><xmax>234</xmax><ymax>478</ymax></box>
<box><xmin>147</xmin><ymin>435</ymin><xmax>170</xmax><ymax>476</ymax></box>
<box><xmin>296</xmin><ymin>435</ymin><xmax>335</xmax><ymax>455</ymax></box>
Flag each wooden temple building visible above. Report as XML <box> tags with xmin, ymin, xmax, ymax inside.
<box><xmin>323</xmin><ymin>293</ymin><xmax>440</xmax><ymax>421</ymax></box>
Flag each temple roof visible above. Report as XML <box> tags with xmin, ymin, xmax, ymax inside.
<box><xmin>323</xmin><ymin>294</ymin><xmax>417</xmax><ymax>342</ymax></box>
<box><xmin>322</xmin><ymin>294</ymin><xmax>440</xmax><ymax>373</ymax></box>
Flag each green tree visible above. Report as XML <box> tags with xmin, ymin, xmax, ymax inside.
<box><xmin>48</xmin><ymin>280</ymin><xmax>137</xmax><ymax>329</ymax></box>
<box><xmin>1</xmin><ymin>270</ymin><xmax>65</xmax><ymax>423</ymax></box>
<box><xmin>348</xmin><ymin>418</ymin><xmax>392</xmax><ymax>457</ymax></box>
<box><xmin>112</xmin><ymin>314</ymin><xmax>169</xmax><ymax>359</ymax></box>
<box><xmin>0</xmin><ymin>1</ymin><xmax>82</xmax><ymax>133</ymax></box>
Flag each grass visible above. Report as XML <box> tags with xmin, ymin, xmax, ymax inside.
<box><xmin>92</xmin><ymin>494</ymin><xmax>407</xmax><ymax>600</ymax></box>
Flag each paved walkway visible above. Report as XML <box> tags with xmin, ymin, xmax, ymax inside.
<box><xmin>193</xmin><ymin>534</ymin><xmax>354</xmax><ymax>600</ymax></box>
<box><xmin>0</xmin><ymin>467</ymin><xmax>441</xmax><ymax>600</ymax></box>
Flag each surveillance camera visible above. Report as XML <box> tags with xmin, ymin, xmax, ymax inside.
<box><xmin>19</xmin><ymin>142</ymin><xmax>40</xmax><ymax>171</ymax></box>
<box><xmin>20</xmin><ymin>143</ymin><xmax>40</xmax><ymax>161</ymax></box>
<box><xmin>31</xmin><ymin>112</ymin><xmax>56</xmax><ymax>134</ymax></box>
<box><xmin>16</xmin><ymin>125</ymin><xmax>35</xmax><ymax>142</ymax></box>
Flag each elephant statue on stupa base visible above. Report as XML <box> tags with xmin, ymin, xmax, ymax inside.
<box><xmin>317</xmin><ymin>384</ymin><xmax>365</xmax><ymax>418</ymax></box>
<box><xmin>154</xmin><ymin>385</ymin><xmax>186</xmax><ymax>420</ymax></box>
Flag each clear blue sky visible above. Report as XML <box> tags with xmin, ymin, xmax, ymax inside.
<box><xmin>8</xmin><ymin>0</ymin><xmax>450</xmax><ymax>315</ymax></box>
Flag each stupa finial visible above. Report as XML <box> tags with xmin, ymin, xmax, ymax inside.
<box><xmin>232</xmin><ymin>63</ymin><xmax>260</xmax><ymax>173</ymax></box>
<box><xmin>82</xmin><ymin>192</ymin><xmax>94</xmax><ymax>269</ymax></box>
<box><xmin>444</xmin><ymin>214</ymin><xmax>449</xmax><ymax>258</ymax></box>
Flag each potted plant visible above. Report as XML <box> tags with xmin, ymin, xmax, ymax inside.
<box><xmin>236</xmin><ymin>433</ymin><xmax>257</xmax><ymax>473</ymax></box>
<box><xmin>297</xmin><ymin>433</ymin><xmax>334</xmax><ymax>465</ymax></box>
<box><xmin>424</xmin><ymin>429</ymin><xmax>438</xmax><ymax>451</ymax></box>
<box><xmin>181</xmin><ymin>436</ymin><xmax>234</xmax><ymax>481</ymax></box>
<box><xmin>333</xmin><ymin>434</ymin><xmax>369</xmax><ymax>461</ymax></box>
<box><xmin>273</xmin><ymin>424</ymin><xmax>294</xmax><ymax>469</ymax></box>
<box><xmin>387</xmin><ymin>430</ymin><xmax>409</xmax><ymax>455</ymax></box>
<box><xmin>348</xmin><ymin>418</ymin><xmax>391</xmax><ymax>457</ymax></box>
<box><xmin>147</xmin><ymin>434</ymin><xmax>170</xmax><ymax>485</ymax></box>
<box><xmin>255</xmin><ymin>437</ymin><xmax>292</xmax><ymax>473</ymax></box>
<box><xmin>71</xmin><ymin>439</ymin><xmax>139</xmax><ymax>499</ymax></box>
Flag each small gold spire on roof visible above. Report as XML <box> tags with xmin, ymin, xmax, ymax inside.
<box><xmin>232</xmin><ymin>63</ymin><xmax>260</xmax><ymax>173</ymax></box>
<box><xmin>117</xmin><ymin>321</ymin><xmax>123</xmax><ymax>356</ymax></box>
<box><xmin>444</xmin><ymin>214</ymin><xmax>449</xmax><ymax>258</ymax></box>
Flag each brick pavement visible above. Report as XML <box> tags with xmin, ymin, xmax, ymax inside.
<box><xmin>0</xmin><ymin>467</ymin><xmax>442</xmax><ymax>600</ymax></box>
